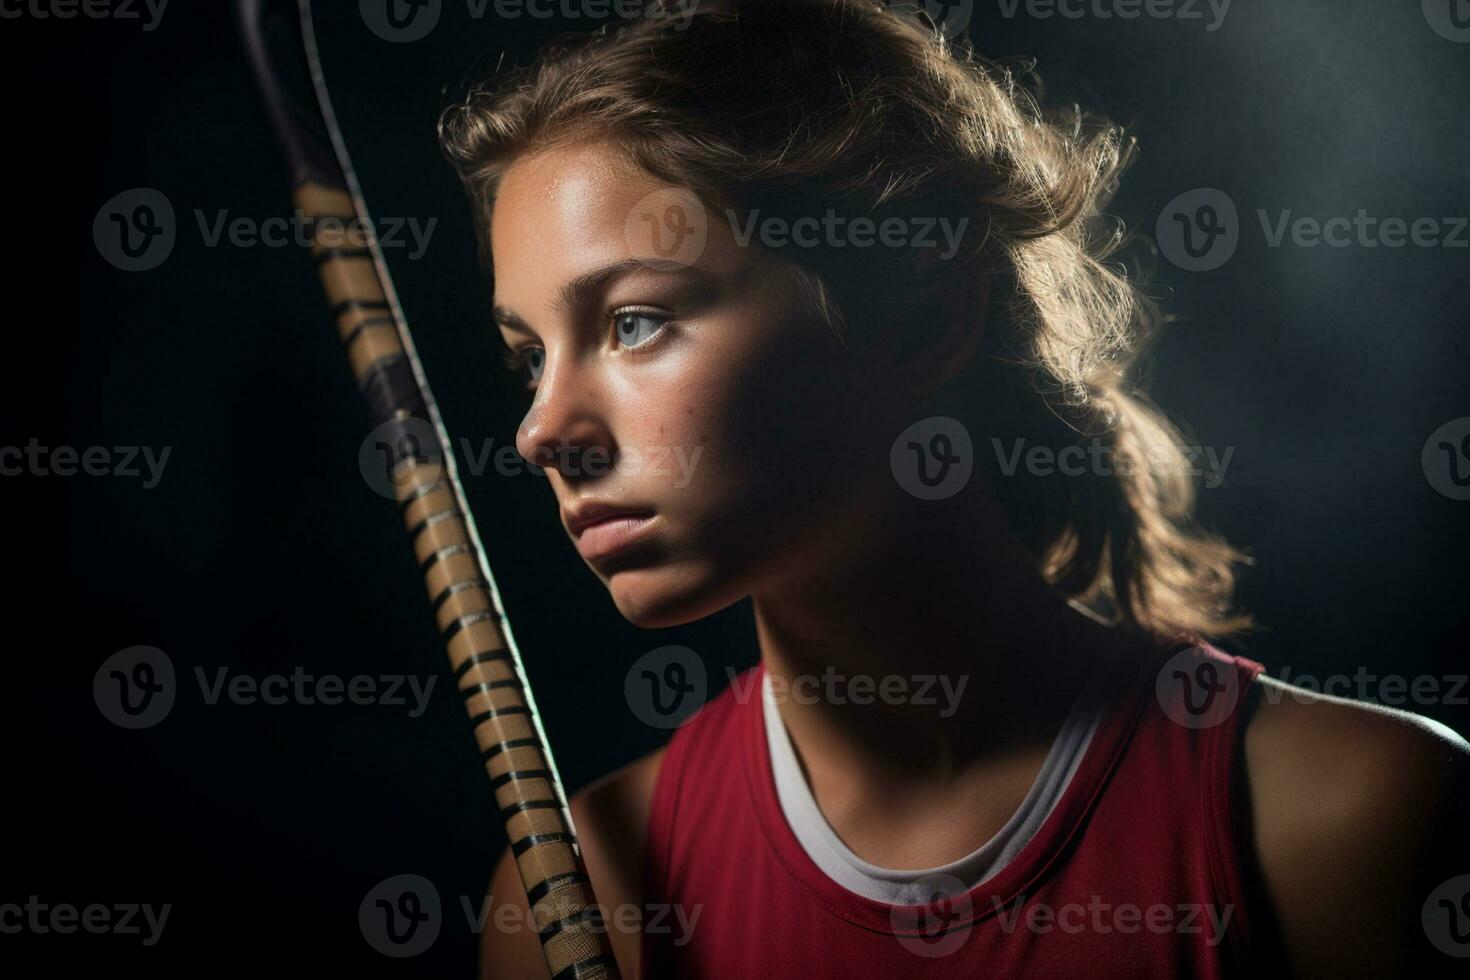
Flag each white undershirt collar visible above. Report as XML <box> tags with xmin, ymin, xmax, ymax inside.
<box><xmin>761</xmin><ymin>663</ymin><xmax>1106</xmax><ymax>904</ymax></box>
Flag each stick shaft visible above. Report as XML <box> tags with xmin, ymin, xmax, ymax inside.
<box><xmin>235</xmin><ymin>2</ymin><xmax>620</xmax><ymax>976</ymax></box>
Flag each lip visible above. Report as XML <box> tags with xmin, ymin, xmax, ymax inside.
<box><xmin>564</xmin><ymin>504</ymin><xmax>658</xmax><ymax>562</ymax></box>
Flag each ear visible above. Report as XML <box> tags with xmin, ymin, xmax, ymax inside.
<box><xmin>882</xmin><ymin>258</ymin><xmax>992</xmax><ymax>398</ymax></box>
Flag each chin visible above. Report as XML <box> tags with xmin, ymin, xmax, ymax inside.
<box><xmin>603</xmin><ymin>563</ymin><xmax>742</xmax><ymax>630</ymax></box>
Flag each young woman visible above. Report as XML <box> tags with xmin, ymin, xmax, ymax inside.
<box><xmin>437</xmin><ymin>2</ymin><xmax>1470</xmax><ymax>976</ymax></box>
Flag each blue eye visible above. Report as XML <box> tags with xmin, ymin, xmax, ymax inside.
<box><xmin>523</xmin><ymin>347</ymin><xmax>545</xmax><ymax>380</ymax></box>
<box><xmin>505</xmin><ymin>311</ymin><xmax>667</xmax><ymax>392</ymax></box>
<box><xmin>613</xmin><ymin>311</ymin><xmax>666</xmax><ymax>349</ymax></box>
<box><xmin>500</xmin><ymin>345</ymin><xmax>544</xmax><ymax>388</ymax></box>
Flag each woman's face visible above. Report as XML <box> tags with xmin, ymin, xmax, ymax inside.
<box><xmin>489</xmin><ymin>139</ymin><xmax>891</xmax><ymax>628</ymax></box>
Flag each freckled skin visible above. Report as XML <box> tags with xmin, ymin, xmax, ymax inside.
<box><xmin>491</xmin><ymin>140</ymin><xmax>892</xmax><ymax>628</ymax></box>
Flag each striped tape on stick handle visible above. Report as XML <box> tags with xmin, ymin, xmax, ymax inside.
<box><xmin>233</xmin><ymin>2</ymin><xmax>620</xmax><ymax>977</ymax></box>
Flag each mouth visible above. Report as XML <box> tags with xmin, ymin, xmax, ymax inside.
<box><xmin>565</xmin><ymin>506</ymin><xmax>658</xmax><ymax>563</ymax></box>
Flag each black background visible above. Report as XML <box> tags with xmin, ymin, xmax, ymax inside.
<box><xmin>5</xmin><ymin>0</ymin><xmax>1468</xmax><ymax>974</ymax></box>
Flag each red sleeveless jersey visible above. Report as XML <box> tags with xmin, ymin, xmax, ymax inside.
<box><xmin>639</xmin><ymin>643</ymin><xmax>1281</xmax><ymax>978</ymax></box>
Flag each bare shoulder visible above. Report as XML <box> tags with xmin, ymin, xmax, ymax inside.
<box><xmin>569</xmin><ymin>743</ymin><xmax>669</xmax><ymax>909</ymax></box>
<box><xmin>1243</xmin><ymin>673</ymin><xmax>1470</xmax><ymax>976</ymax></box>
<box><xmin>480</xmin><ymin>745</ymin><xmax>668</xmax><ymax>980</ymax></box>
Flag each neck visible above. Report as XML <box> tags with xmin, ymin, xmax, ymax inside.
<box><xmin>750</xmin><ymin>479</ymin><xmax>1151</xmax><ymax>795</ymax></box>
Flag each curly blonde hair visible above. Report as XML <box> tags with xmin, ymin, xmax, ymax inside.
<box><xmin>437</xmin><ymin>0</ymin><xmax>1251</xmax><ymax>639</ymax></box>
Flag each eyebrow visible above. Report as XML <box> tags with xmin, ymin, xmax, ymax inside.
<box><xmin>492</xmin><ymin>256</ymin><xmax>702</xmax><ymax>338</ymax></box>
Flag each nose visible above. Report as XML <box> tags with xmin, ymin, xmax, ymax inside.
<box><xmin>514</xmin><ymin>358</ymin><xmax>615</xmax><ymax>480</ymax></box>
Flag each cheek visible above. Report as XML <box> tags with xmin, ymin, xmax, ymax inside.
<box><xmin>658</xmin><ymin>312</ymin><xmax>872</xmax><ymax>534</ymax></box>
